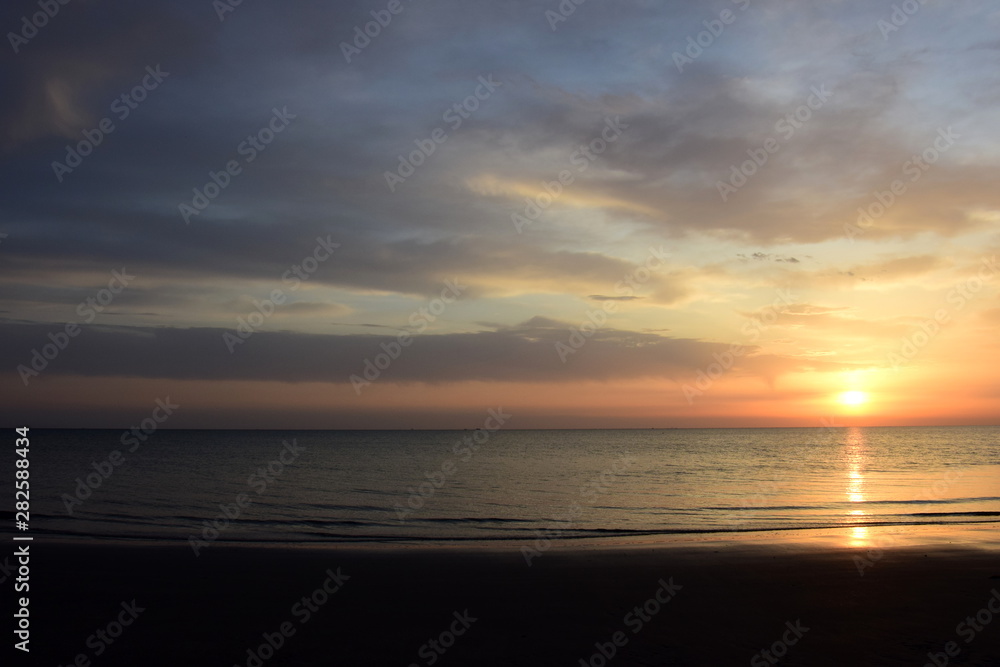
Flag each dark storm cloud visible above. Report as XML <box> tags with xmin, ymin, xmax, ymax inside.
<box><xmin>0</xmin><ymin>319</ymin><xmax>853</xmax><ymax>386</ymax></box>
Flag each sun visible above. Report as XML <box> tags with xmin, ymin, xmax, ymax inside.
<box><xmin>839</xmin><ymin>390</ymin><xmax>868</xmax><ymax>406</ymax></box>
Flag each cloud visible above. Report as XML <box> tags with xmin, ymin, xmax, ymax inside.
<box><xmin>588</xmin><ymin>295</ymin><xmax>643</xmax><ymax>302</ymax></box>
<box><xmin>739</xmin><ymin>301</ymin><xmax>907</xmax><ymax>335</ymax></box>
<box><xmin>0</xmin><ymin>1</ymin><xmax>210</xmax><ymax>150</ymax></box>
<box><xmin>784</xmin><ymin>254</ymin><xmax>951</xmax><ymax>290</ymax></box>
<box><xmin>1</xmin><ymin>0</ymin><xmax>998</xmax><ymax>426</ymax></box>
<box><xmin>738</xmin><ymin>253</ymin><xmax>801</xmax><ymax>263</ymax></box>
<box><xmin>0</xmin><ymin>319</ymin><xmax>857</xmax><ymax>387</ymax></box>
<box><xmin>783</xmin><ymin>304</ymin><xmax>851</xmax><ymax>316</ymax></box>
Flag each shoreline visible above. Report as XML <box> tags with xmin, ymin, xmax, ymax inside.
<box><xmin>23</xmin><ymin>519</ymin><xmax>1000</xmax><ymax>552</ymax></box>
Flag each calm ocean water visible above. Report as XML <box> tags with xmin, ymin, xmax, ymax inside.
<box><xmin>7</xmin><ymin>426</ymin><xmax>999</xmax><ymax>546</ymax></box>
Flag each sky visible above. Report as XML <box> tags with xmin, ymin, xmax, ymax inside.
<box><xmin>2</xmin><ymin>0</ymin><xmax>999</xmax><ymax>429</ymax></box>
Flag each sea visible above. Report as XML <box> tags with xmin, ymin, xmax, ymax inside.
<box><xmin>7</xmin><ymin>426</ymin><xmax>1000</xmax><ymax>548</ymax></box>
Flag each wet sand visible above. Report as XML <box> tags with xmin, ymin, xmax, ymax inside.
<box><xmin>22</xmin><ymin>534</ymin><xmax>1000</xmax><ymax>666</ymax></box>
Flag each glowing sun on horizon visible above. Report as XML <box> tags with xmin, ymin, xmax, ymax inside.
<box><xmin>839</xmin><ymin>390</ymin><xmax>869</xmax><ymax>406</ymax></box>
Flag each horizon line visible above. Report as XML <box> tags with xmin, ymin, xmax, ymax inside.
<box><xmin>9</xmin><ymin>423</ymin><xmax>998</xmax><ymax>432</ymax></box>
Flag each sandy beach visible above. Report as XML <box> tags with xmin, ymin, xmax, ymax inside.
<box><xmin>26</xmin><ymin>532</ymin><xmax>1000</xmax><ymax>666</ymax></box>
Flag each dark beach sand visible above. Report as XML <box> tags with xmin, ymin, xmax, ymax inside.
<box><xmin>22</xmin><ymin>532</ymin><xmax>1000</xmax><ymax>666</ymax></box>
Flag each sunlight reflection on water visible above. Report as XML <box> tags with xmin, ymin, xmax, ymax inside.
<box><xmin>844</xmin><ymin>427</ymin><xmax>871</xmax><ymax>548</ymax></box>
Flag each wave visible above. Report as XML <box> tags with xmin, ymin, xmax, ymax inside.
<box><xmin>8</xmin><ymin>516</ymin><xmax>1000</xmax><ymax>546</ymax></box>
<box><xmin>904</xmin><ymin>511</ymin><xmax>1000</xmax><ymax>518</ymax></box>
<box><xmin>709</xmin><ymin>496</ymin><xmax>1000</xmax><ymax>511</ymax></box>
